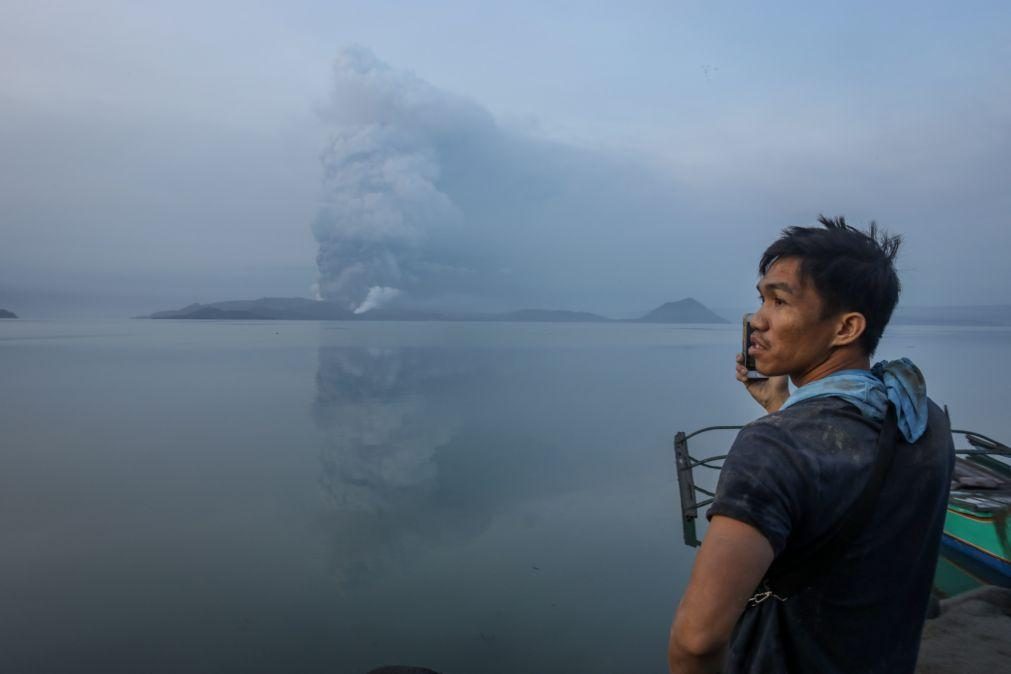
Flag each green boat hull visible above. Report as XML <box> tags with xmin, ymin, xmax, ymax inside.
<box><xmin>942</xmin><ymin>505</ymin><xmax>1011</xmax><ymax>576</ymax></box>
<box><xmin>943</xmin><ymin>454</ymin><xmax>1011</xmax><ymax>578</ymax></box>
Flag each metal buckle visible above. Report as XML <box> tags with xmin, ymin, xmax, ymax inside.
<box><xmin>747</xmin><ymin>581</ymin><xmax>788</xmax><ymax>607</ymax></box>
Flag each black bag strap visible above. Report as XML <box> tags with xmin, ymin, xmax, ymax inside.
<box><xmin>753</xmin><ymin>402</ymin><xmax>899</xmax><ymax>603</ymax></box>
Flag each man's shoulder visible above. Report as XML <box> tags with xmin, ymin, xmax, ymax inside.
<box><xmin>713</xmin><ymin>401</ymin><xmax>845</xmax><ymax>554</ymax></box>
<box><xmin>732</xmin><ymin>397</ymin><xmax>877</xmax><ymax>470</ymax></box>
<box><xmin>740</xmin><ymin>395</ymin><xmax>952</xmax><ymax>454</ymax></box>
<box><xmin>741</xmin><ymin>396</ymin><xmax>862</xmax><ymax>437</ymax></box>
<box><xmin>730</xmin><ymin>401</ymin><xmax>838</xmax><ymax>459</ymax></box>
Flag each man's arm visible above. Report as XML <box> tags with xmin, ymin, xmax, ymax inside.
<box><xmin>668</xmin><ymin>515</ymin><xmax>775</xmax><ymax>674</ymax></box>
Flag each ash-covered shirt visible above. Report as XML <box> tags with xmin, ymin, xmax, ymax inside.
<box><xmin>708</xmin><ymin>396</ymin><xmax>954</xmax><ymax>674</ymax></box>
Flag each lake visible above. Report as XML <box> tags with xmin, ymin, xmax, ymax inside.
<box><xmin>1</xmin><ymin>320</ymin><xmax>1008</xmax><ymax>673</ymax></box>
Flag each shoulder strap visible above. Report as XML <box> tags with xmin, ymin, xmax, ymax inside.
<box><xmin>761</xmin><ymin>402</ymin><xmax>899</xmax><ymax>600</ymax></box>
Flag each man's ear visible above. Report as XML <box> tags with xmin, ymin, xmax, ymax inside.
<box><xmin>831</xmin><ymin>312</ymin><xmax>866</xmax><ymax>348</ymax></box>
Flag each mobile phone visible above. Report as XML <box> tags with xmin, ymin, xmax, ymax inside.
<box><xmin>742</xmin><ymin>313</ymin><xmax>768</xmax><ymax>380</ymax></box>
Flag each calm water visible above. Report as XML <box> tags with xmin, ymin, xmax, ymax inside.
<box><xmin>1</xmin><ymin>320</ymin><xmax>1009</xmax><ymax>673</ymax></box>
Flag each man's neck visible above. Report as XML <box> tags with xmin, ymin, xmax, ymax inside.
<box><xmin>791</xmin><ymin>348</ymin><xmax>871</xmax><ymax>388</ymax></box>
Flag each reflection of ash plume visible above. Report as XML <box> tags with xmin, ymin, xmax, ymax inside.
<box><xmin>314</xmin><ymin>347</ymin><xmax>458</xmax><ymax>512</ymax></box>
<box><xmin>312</xmin><ymin>346</ymin><xmax>485</xmax><ymax>587</ymax></box>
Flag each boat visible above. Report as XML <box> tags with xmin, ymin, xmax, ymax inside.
<box><xmin>942</xmin><ymin>430</ymin><xmax>1011</xmax><ymax>578</ymax></box>
<box><xmin>673</xmin><ymin>422</ymin><xmax>1011</xmax><ymax>582</ymax></box>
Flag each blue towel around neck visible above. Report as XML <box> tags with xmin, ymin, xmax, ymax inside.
<box><xmin>779</xmin><ymin>358</ymin><xmax>928</xmax><ymax>443</ymax></box>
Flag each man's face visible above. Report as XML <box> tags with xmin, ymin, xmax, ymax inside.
<box><xmin>749</xmin><ymin>257</ymin><xmax>841</xmax><ymax>384</ymax></box>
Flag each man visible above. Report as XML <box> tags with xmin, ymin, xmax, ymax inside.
<box><xmin>668</xmin><ymin>217</ymin><xmax>954</xmax><ymax>673</ymax></box>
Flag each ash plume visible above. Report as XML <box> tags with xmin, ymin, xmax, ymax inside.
<box><xmin>311</xmin><ymin>47</ymin><xmax>691</xmax><ymax>315</ymax></box>
<box><xmin>312</xmin><ymin>48</ymin><xmax>481</xmax><ymax>313</ymax></box>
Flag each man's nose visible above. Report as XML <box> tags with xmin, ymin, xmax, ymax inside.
<box><xmin>750</xmin><ymin>307</ymin><xmax>769</xmax><ymax>330</ymax></box>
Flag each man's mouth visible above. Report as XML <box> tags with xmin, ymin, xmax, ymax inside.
<box><xmin>749</xmin><ymin>336</ymin><xmax>767</xmax><ymax>353</ymax></box>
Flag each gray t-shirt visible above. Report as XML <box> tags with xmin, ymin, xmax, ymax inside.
<box><xmin>708</xmin><ymin>396</ymin><xmax>954</xmax><ymax>674</ymax></box>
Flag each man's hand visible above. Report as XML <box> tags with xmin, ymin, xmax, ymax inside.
<box><xmin>735</xmin><ymin>353</ymin><xmax>789</xmax><ymax>414</ymax></box>
<box><xmin>668</xmin><ymin>516</ymin><xmax>775</xmax><ymax>673</ymax></box>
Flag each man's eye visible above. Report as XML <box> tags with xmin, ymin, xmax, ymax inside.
<box><xmin>774</xmin><ymin>298</ymin><xmax>786</xmax><ymax>306</ymax></box>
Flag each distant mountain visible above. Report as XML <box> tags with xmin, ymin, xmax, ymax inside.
<box><xmin>631</xmin><ymin>298</ymin><xmax>728</xmax><ymax>324</ymax></box>
<box><xmin>149</xmin><ymin>298</ymin><xmax>353</xmax><ymax>321</ymax></box>
<box><xmin>0</xmin><ymin>309</ymin><xmax>16</xmax><ymax>318</ymax></box>
<box><xmin>144</xmin><ymin>296</ymin><xmax>727</xmax><ymax>324</ymax></box>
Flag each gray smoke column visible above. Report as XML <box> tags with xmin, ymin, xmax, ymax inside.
<box><xmin>312</xmin><ymin>47</ymin><xmax>488</xmax><ymax>313</ymax></box>
<box><xmin>311</xmin><ymin>47</ymin><xmax>697</xmax><ymax>316</ymax></box>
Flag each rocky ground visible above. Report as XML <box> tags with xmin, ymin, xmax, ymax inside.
<box><xmin>917</xmin><ymin>585</ymin><xmax>1011</xmax><ymax>673</ymax></box>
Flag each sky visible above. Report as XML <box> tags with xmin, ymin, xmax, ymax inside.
<box><xmin>1</xmin><ymin>0</ymin><xmax>1009</xmax><ymax>317</ymax></box>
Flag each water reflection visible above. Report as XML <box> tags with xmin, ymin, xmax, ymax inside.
<box><xmin>309</xmin><ymin>343</ymin><xmax>692</xmax><ymax>671</ymax></box>
<box><xmin>313</xmin><ymin>346</ymin><xmax>485</xmax><ymax>586</ymax></box>
<box><xmin>314</xmin><ymin>347</ymin><xmax>461</xmax><ymax>511</ymax></box>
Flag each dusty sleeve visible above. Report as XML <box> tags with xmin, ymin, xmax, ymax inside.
<box><xmin>706</xmin><ymin>420</ymin><xmax>808</xmax><ymax>557</ymax></box>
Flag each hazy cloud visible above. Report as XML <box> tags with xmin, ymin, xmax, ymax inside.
<box><xmin>311</xmin><ymin>47</ymin><xmax>708</xmax><ymax>314</ymax></box>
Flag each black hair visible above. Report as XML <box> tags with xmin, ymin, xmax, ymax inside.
<box><xmin>759</xmin><ymin>215</ymin><xmax>901</xmax><ymax>356</ymax></box>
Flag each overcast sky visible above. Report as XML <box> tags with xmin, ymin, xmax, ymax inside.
<box><xmin>2</xmin><ymin>1</ymin><xmax>1009</xmax><ymax>317</ymax></box>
